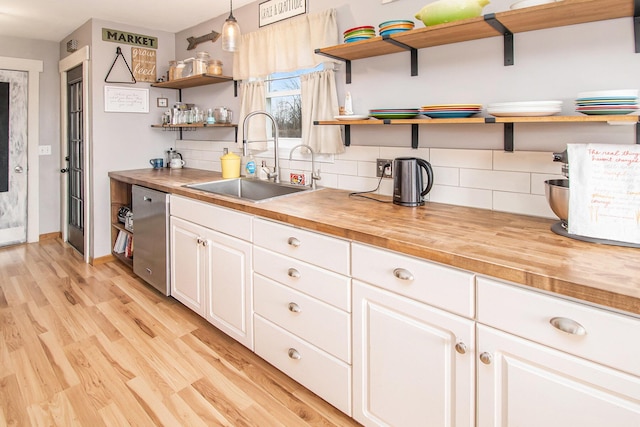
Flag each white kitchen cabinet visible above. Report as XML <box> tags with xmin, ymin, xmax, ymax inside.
<box><xmin>353</xmin><ymin>281</ymin><xmax>475</xmax><ymax>427</ymax></box>
<box><xmin>352</xmin><ymin>242</ymin><xmax>476</xmax><ymax>427</ymax></box>
<box><xmin>477</xmin><ymin>277</ymin><xmax>640</xmax><ymax>427</ymax></box>
<box><xmin>477</xmin><ymin>325</ymin><xmax>640</xmax><ymax>427</ymax></box>
<box><xmin>170</xmin><ymin>196</ymin><xmax>253</xmax><ymax>349</ymax></box>
<box><xmin>252</xmin><ymin>218</ymin><xmax>352</xmax><ymax>414</ymax></box>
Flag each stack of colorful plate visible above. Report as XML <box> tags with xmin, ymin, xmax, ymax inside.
<box><xmin>487</xmin><ymin>100</ymin><xmax>562</xmax><ymax>117</ymax></box>
<box><xmin>575</xmin><ymin>90</ymin><xmax>639</xmax><ymax>115</ymax></box>
<box><xmin>379</xmin><ymin>20</ymin><xmax>415</xmax><ymax>36</ymax></box>
<box><xmin>419</xmin><ymin>104</ymin><xmax>482</xmax><ymax>118</ymax></box>
<box><xmin>369</xmin><ymin>108</ymin><xmax>419</xmax><ymax>119</ymax></box>
<box><xmin>344</xmin><ymin>26</ymin><xmax>376</xmax><ymax>43</ymax></box>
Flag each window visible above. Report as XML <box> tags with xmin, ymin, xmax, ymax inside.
<box><xmin>265</xmin><ymin>64</ymin><xmax>323</xmax><ymax>143</ymax></box>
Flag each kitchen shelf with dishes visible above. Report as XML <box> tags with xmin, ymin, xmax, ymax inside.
<box><xmin>315</xmin><ymin>0</ymin><xmax>639</xmax><ymax>83</ymax></box>
<box><xmin>316</xmin><ymin>114</ymin><xmax>640</xmax><ymax>151</ymax></box>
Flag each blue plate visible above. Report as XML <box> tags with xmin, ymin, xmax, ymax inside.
<box><xmin>380</xmin><ymin>28</ymin><xmax>411</xmax><ymax>36</ymax></box>
<box><xmin>345</xmin><ymin>36</ymin><xmax>373</xmax><ymax>43</ymax></box>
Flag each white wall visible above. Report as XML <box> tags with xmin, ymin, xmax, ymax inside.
<box><xmin>171</xmin><ymin>0</ymin><xmax>639</xmax><ymax>218</ymax></box>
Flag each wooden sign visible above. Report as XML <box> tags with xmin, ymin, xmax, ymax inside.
<box><xmin>131</xmin><ymin>47</ymin><xmax>156</xmax><ymax>83</ymax></box>
<box><xmin>259</xmin><ymin>0</ymin><xmax>306</xmax><ymax>27</ymax></box>
<box><xmin>102</xmin><ymin>28</ymin><xmax>157</xmax><ymax>48</ymax></box>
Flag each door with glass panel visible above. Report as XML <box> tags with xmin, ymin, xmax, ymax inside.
<box><xmin>65</xmin><ymin>65</ymin><xmax>84</xmax><ymax>254</ymax></box>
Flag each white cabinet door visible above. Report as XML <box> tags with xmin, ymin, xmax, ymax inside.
<box><xmin>477</xmin><ymin>324</ymin><xmax>640</xmax><ymax>427</ymax></box>
<box><xmin>353</xmin><ymin>281</ymin><xmax>475</xmax><ymax>427</ymax></box>
<box><xmin>170</xmin><ymin>217</ymin><xmax>206</xmax><ymax>316</ymax></box>
<box><xmin>203</xmin><ymin>229</ymin><xmax>253</xmax><ymax>350</ymax></box>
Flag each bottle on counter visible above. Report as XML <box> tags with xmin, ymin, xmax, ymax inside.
<box><xmin>244</xmin><ymin>153</ymin><xmax>256</xmax><ymax>178</ymax></box>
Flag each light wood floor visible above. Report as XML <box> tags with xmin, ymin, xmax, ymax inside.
<box><xmin>0</xmin><ymin>239</ymin><xmax>361</xmax><ymax>426</ymax></box>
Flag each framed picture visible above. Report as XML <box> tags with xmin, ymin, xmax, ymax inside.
<box><xmin>157</xmin><ymin>97</ymin><xmax>168</xmax><ymax>108</ymax></box>
<box><xmin>259</xmin><ymin>0</ymin><xmax>306</xmax><ymax>27</ymax></box>
<box><xmin>104</xmin><ymin>86</ymin><xmax>149</xmax><ymax>113</ymax></box>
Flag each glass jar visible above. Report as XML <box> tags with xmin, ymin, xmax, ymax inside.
<box><xmin>207</xmin><ymin>59</ymin><xmax>223</xmax><ymax>76</ymax></box>
<box><xmin>168</xmin><ymin>60</ymin><xmax>177</xmax><ymax>81</ymax></box>
<box><xmin>193</xmin><ymin>51</ymin><xmax>210</xmax><ymax>75</ymax></box>
<box><xmin>173</xmin><ymin>61</ymin><xmax>185</xmax><ymax>79</ymax></box>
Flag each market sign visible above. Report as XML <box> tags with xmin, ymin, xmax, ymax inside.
<box><xmin>102</xmin><ymin>28</ymin><xmax>158</xmax><ymax>49</ymax></box>
<box><xmin>259</xmin><ymin>0</ymin><xmax>306</xmax><ymax>27</ymax></box>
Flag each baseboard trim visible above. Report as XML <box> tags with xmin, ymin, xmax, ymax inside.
<box><xmin>91</xmin><ymin>254</ymin><xmax>115</xmax><ymax>266</ymax></box>
<box><xmin>39</xmin><ymin>232</ymin><xmax>62</xmax><ymax>241</ymax></box>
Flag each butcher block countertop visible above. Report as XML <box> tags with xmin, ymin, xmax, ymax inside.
<box><xmin>109</xmin><ymin>168</ymin><xmax>640</xmax><ymax>317</ymax></box>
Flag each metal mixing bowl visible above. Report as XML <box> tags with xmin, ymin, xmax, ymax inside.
<box><xmin>544</xmin><ymin>179</ymin><xmax>569</xmax><ymax>221</ymax></box>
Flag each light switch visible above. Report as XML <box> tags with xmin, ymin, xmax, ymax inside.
<box><xmin>38</xmin><ymin>145</ymin><xmax>52</xmax><ymax>155</ymax></box>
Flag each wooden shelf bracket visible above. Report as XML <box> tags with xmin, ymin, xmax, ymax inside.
<box><xmin>484</xmin><ymin>14</ymin><xmax>514</xmax><ymax>66</ymax></box>
<box><xmin>381</xmin><ymin>35</ymin><xmax>418</xmax><ymax>77</ymax></box>
<box><xmin>314</xmin><ymin>49</ymin><xmax>352</xmax><ymax>84</ymax></box>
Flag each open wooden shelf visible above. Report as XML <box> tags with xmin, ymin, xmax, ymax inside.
<box><xmin>315</xmin><ymin>0</ymin><xmax>637</xmax><ymax>80</ymax></box>
<box><xmin>316</xmin><ymin>115</ymin><xmax>640</xmax><ymax>150</ymax></box>
<box><xmin>151</xmin><ymin>73</ymin><xmax>234</xmax><ymax>90</ymax></box>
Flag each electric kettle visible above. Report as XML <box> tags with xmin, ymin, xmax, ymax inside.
<box><xmin>393</xmin><ymin>157</ymin><xmax>434</xmax><ymax>206</ymax></box>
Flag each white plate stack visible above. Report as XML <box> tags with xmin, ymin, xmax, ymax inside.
<box><xmin>487</xmin><ymin>100</ymin><xmax>563</xmax><ymax>117</ymax></box>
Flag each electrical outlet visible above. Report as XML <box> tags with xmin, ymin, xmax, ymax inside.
<box><xmin>376</xmin><ymin>158</ymin><xmax>393</xmax><ymax>178</ymax></box>
<box><xmin>38</xmin><ymin>145</ymin><xmax>51</xmax><ymax>155</ymax></box>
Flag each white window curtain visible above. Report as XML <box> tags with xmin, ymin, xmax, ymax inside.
<box><xmin>237</xmin><ymin>80</ymin><xmax>267</xmax><ymax>151</ymax></box>
<box><xmin>233</xmin><ymin>9</ymin><xmax>339</xmax><ymax>80</ymax></box>
<box><xmin>301</xmin><ymin>69</ymin><xmax>344</xmax><ymax>154</ymax></box>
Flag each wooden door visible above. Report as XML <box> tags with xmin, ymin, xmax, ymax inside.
<box><xmin>204</xmin><ymin>228</ymin><xmax>253</xmax><ymax>350</ymax></box>
<box><xmin>477</xmin><ymin>325</ymin><xmax>640</xmax><ymax>427</ymax></box>
<box><xmin>170</xmin><ymin>217</ymin><xmax>205</xmax><ymax>316</ymax></box>
<box><xmin>353</xmin><ymin>280</ymin><xmax>475</xmax><ymax>427</ymax></box>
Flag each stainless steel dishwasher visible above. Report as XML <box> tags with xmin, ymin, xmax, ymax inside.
<box><xmin>132</xmin><ymin>185</ymin><xmax>170</xmax><ymax>295</ymax></box>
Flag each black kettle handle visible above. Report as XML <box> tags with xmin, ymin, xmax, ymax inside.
<box><xmin>417</xmin><ymin>158</ymin><xmax>434</xmax><ymax>197</ymax></box>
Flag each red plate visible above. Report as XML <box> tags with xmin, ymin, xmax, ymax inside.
<box><xmin>344</xmin><ymin>25</ymin><xmax>375</xmax><ymax>35</ymax></box>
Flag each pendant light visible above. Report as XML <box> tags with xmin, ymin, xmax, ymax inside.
<box><xmin>221</xmin><ymin>0</ymin><xmax>241</xmax><ymax>52</ymax></box>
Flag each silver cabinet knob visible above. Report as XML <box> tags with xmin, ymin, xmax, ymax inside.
<box><xmin>288</xmin><ymin>302</ymin><xmax>301</xmax><ymax>313</ymax></box>
<box><xmin>287</xmin><ymin>268</ymin><xmax>301</xmax><ymax>278</ymax></box>
<box><xmin>14</xmin><ymin>166</ymin><xmax>24</xmax><ymax>173</ymax></box>
<box><xmin>288</xmin><ymin>348</ymin><xmax>301</xmax><ymax>360</ymax></box>
<box><xmin>196</xmin><ymin>237</ymin><xmax>208</xmax><ymax>246</ymax></box>
<box><xmin>287</xmin><ymin>237</ymin><xmax>301</xmax><ymax>247</ymax></box>
<box><xmin>393</xmin><ymin>268</ymin><xmax>414</xmax><ymax>281</ymax></box>
<box><xmin>479</xmin><ymin>352</ymin><xmax>493</xmax><ymax>365</ymax></box>
<box><xmin>550</xmin><ymin>317</ymin><xmax>587</xmax><ymax>335</ymax></box>
<box><xmin>455</xmin><ymin>342</ymin><xmax>467</xmax><ymax>355</ymax></box>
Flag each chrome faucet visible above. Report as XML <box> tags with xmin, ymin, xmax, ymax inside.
<box><xmin>289</xmin><ymin>144</ymin><xmax>321</xmax><ymax>190</ymax></box>
<box><xmin>242</xmin><ymin>110</ymin><xmax>280</xmax><ymax>183</ymax></box>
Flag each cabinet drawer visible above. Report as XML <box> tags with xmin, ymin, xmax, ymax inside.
<box><xmin>254</xmin><ymin>315</ymin><xmax>352</xmax><ymax>416</ymax></box>
<box><xmin>253</xmin><ymin>218</ymin><xmax>349</xmax><ymax>275</ymax></box>
<box><xmin>352</xmin><ymin>243</ymin><xmax>475</xmax><ymax>318</ymax></box>
<box><xmin>253</xmin><ymin>246</ymin><xmax>350</xmax><ymax>311</ymax></box>
<box><xmin>170</xmin><ymin>195</ymin><xmax>252</xmax><ymax>241</ymax></box>
<box><xmin>477</xmin><ymin>277</ymin><xmax>640</xmax><ymax>377</ymax></box>
<box><xmin>254</xmin><ymin>275</ymin><xmax>350</xmax><ymax>363</ymax></box>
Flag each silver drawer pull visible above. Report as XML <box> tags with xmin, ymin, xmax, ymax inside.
<box><xmin>288</xmin><ymin>348</ymin><xmax>301</xmax><ymax>360</ymax></box>
<box><xmin>287</xmin><ymin>268</ymin><xmax>301</xmax><ymax>278</ymax></box>
<box><xmin>393</xmin><ymin>268</ymin><xmax>414</xmax><ymax>281</ymax></box>
<box><xmin>549</xmin><ymin>317</ymin><xmax>587</xmax><ymax>335</ymax></box>
<box><xmin>455</xmin><ymin>342</ymin><xmax>467</xmax><ymax>355</ymax></box>
<box><xmin>479</xmin><ymin>352</ymin><xmax>493</xmax><ymax>365</ymax></box>
<box><xmin>288</xmin><ymin>302</ymin><xmax>301</xmax><ymax>313</ymax></box>
<box><xmin>287</xmin><ymin>237</ymin><xmax>301</xmax><ymax>247</ymax></box>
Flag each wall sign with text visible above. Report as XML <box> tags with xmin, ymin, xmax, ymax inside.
<box><xmin>131</xmin><ymin>47</ymin><xmax>156</xmax><ymax>83</ymax></box>
<box><xmin>259</xmin><ymin>0</ymin><xmax>306</xmax><ymax>27</ymax></box>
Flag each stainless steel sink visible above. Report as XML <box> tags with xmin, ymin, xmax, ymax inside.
<box><xmin>185</xmin><ymin>178</ymin><xmax>313</xmax><ymax>202</ymax></box>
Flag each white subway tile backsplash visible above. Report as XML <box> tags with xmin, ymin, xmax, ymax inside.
<box><xmin>493</xmin><ymin>192</ymin><xmax>555</xmax><ymax>218</ymax></box>
<box><xmin>178</xmin><ymin>141</ymin><xmax>559</xmax><ymax>217</ymax></box>
<box><xmin>430</xmin><ymin>148</ymin><xmax>493</xmax><ymax>169</ymax></box>
<box><xmin>493</xmin><ymin>150</ymin><xmax>561</xmax><ymax>174</ymax></box>
<box><xmin>433</xmin><ymin>166</ymin><xmax>459</xmax><ymax>186</ymax></box>
<box><xmin>460</xmin><ymin>169</ymin><xmax>531</xmax><ymax>193</ymax></box>
<box><xmin>429</xmin><ymin>185</ymin><xmax>493</xmax><ymax>210</ymax></box>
